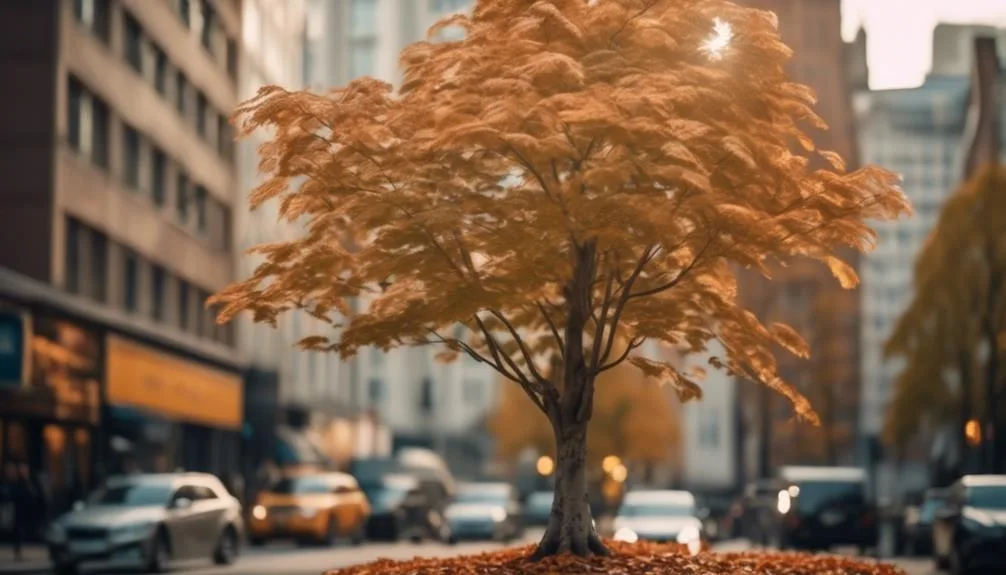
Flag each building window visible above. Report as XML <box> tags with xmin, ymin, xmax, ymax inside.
<box><xmin>122</xmin><ymin>125</ymin><xmax>141</xmax><ymax>189</ymax></box>
<box><xmin>175</xmin><ymin>72</ymin><xmax>188</xmax><ymax>116</ymax></box>
<box><xmin>369</xmin><ymin>378</ymin><xmax>384</xmax><ymax>403</ymax></box>
<box><xmin>196</xmin><ymin>93</ymin><xmax>208</xmax><ymax>138</ymax></box>
<box><xmin>176</xmin><ymin>171</ymin><xmax>189</xmax><ymax>223</ymax></box>
<box><xmin>90</xmin><ymin>231</ymin><xmax>108</xmax><ymax>303</ymax></box>
<box><xmin>176</xmin><ymin>0</ymin><xmax>191</xmax><ymax>27</ymax></box>
<box><xmin>350</xmin><ymin>0</ymin><xmax>378</xmax><ymax>36</ymax></box>
<box><xmin>194</xmin><ymin>186</ymin><xmax>208</xmax><ymax>232</ymax></box>
<box><xmin>67</xmin><ymin>76</ymin><xmax>109</xmax><ymax>169</ymax></box>
<box><xmin>178</xmin><ymin>280</ymin><xmax>190</xmax><ymax>330</ymax></box>
<box><xmin>151</xmin><ymin>265</ymin><xmax>166</xmax><ymax>320</ymax></box>
<box><xmin>151</xmin><ymin>149</ymin><xmax>166</xmax><ymax>206</ymax></box>
<box><xmin>200</xmin><ymin>3</ymin><xmax>216</xmax><ymax>52</ymax></box>
<box><xmin>349</xmin><ymin>43</ymin><xmax>376</xmax><ymax>79</ymax></box>
<box><xmin>196</xmin><ymin>289</ymin><xmax>211</xmax><ymax>337</ymax></box>
<box><xmin>123</xmin><ymin>250</ymin><xmax>139</xmax><ymax>312</ymax></box>
<box><xmin>153</xmin><ymin>47</ymin><xmax>168</xmax><ymax>95</ymax></box>
<box><xmin>226</xmin><ymin>38</ymin><xmax>238</xmax><ymax>80</ymax></box>
<box><xmin>64</xmin><ymin>218</ymin><xmax>81</xmax><ymax>294</ymax></box>
<box><xmin>217</xmin><ymin>114</ymin><xmax>231</xmax><ymax>160</ymax></box>
<box><xmin>698</xmin><ymin>409</ymin><xmax>720</xmax><ymax>448</ymax></box>
<box><xmin>124</xmin><ymin>13</ymin><xmax>143</xmax><ymax>74</ymax></box>
<box><xmin>74</xmin><ymin>0</ymin><xmax>110</xmax><ymax>42</ymax></box>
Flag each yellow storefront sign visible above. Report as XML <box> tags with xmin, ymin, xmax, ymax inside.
<box><xmin>105</xmin><ymin>336</ymin><xmax>243</xmax><ymax>430</ymax></box>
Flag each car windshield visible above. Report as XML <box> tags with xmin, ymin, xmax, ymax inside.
<box><xmin>350</xmin><ymin>459</ymin><xmax>399</xmax><ymax>482</ymax></box>
<box><xmin>620</xmin><ymin>503</ymin><xmax>695</xmax><ymax>518</ymax></box>
<box><xmin>920</xmin><ymin>497</ymin><xmax>946</xmax><ymax>522</ymax></box>
<box><xmin>361</xmin><ymin>483</ymin><xmax>410</xmax><ymax>505</ymax></box>
<box><xmin>88</xmin><ymin>483</ymin><xmax>173</xmax><ymax>507</ymax></box>
<box><xmin>794</xmin><ymin>481</ymin><xmax>864</xmax><ymax>513</ymax></box>
<box><xmin>456</xmin><ymin>488</ymin><xmax>508</xmax><ymax>505</ymax></box>
<box><xmin>270</xmin><ymin>476</ymin><xmax>334</xmax><ymax>495</ymax></box>
<box><xmin>968</xmin><ymin>486</ymin><xmax>1006</xmax><ymax>509</ymax></box>
<box><xmin>527</xmin><ymin>494</ymin><xmax>553</xmax><ymax>512</ymax></box>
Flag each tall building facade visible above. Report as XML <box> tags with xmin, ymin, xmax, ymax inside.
<box><xmin>855</xmin><ymin>24</ymin><xmax>1006</xmax><ymax>497</ymax></box>
<box><xmin>734</xmin><ymin>0</ymin><xmax>862</xmax><ymax>479</ymax></box>
<box><xmin>302</xmin><ymin>0</ymin><xmax>495</xmax><ymax>476</ymax></box>
<box><xmin>0</xmin><ymin>0</ymin><xmax>244</xmax><ymax>513</ymax></box>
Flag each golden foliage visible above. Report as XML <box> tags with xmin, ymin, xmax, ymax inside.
<box><xmin>213</xmin><ymin>0</ymin><xmax>909</xmax><ymax>426</ymax></box>
<box><xmin>884</xmin><ymin>165</ymin><xmax>1006</xmax><ymax>446</ymax></box>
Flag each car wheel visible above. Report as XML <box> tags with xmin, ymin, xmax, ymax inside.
<box><xmin>323</xmin><ymin>517</ymin><xmax>339</xmax><ymax>547</ymax></box>
<box><xmin>934</xmin><ymin>552</ymin><xmax>949</xmax><ymax>570</ymax></box>
<box><xmin>949</xmin><ymin>547</ymin><xmax>967</xmax><ymax>575</ymax></box>
<box><xmin>249</xmin><ymin>536</ymin><xmax>267</xmax><ymax>547</ymax></box>
<box><xmin>213</xmin><ymin>525</ymin><xmax>239</xmax><ymax>565</ymax></box>
<box><xmin>145</xmin><ymin>528</ymin><xmax>171</xmax><ymax>573</ymax></box>
<box><xmin>53</xmin><ymin>564</ymin><xmax>79</xmax><ymax>575</ymax></box>
<box><xmin>350</xmin><ymin>522</ymin><xmax>366</xmax><ymax>546</ymax></box>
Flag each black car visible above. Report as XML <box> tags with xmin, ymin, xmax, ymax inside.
<box><xmin>932</xmin><ymin>475</ymin><xmax>1006</xmax><ymax>574</ymax></box>
<box><xmin>772</xmin><ymin>466</ymin><xmax>876</xmax><ymax>552</ymax></box>
<box><xmin>360</xmin><ymin>474</ymin><xmax>448</xmax><ymax>542</ymax></box>
<box><xmin>902</xmin><ymin>488</ymin><xmax>947</xmax><ymax>556</ymax></box>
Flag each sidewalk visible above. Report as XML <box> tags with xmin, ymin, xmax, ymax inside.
<box><xmin>0</xmin><ymin>545</ymin><xmax>50</xmax><ymax>574</ymax></box>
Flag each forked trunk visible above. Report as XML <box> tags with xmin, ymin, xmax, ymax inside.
<box><xmin>531</xmin><ymin>423</ymin><xmax>609</xmax><ymax>559</ymax></box>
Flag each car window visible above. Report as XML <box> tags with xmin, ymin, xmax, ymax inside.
<box><xmin>794</xmin><ymin>481</ymin><xmax>864</xmax><ymax>513</ymax></box>
<box><xmin>920</xmin><ymin>497</ymin><xmax>946</xmax><ymax>522</ymax></box>
<box><xmin>967</xmin><ymin>485</ymin><xmax>1006</xmax><ymax>509</ymax></box>
<box><xmin>619</xmin><ymin>502</ymin><xmax>695</xmax><ymax>518</ymax></box>
<box><xmin>89</xmin><ymin>483</ymin><xmax>173</xmax><ymax>507</ymax></box>
<box><xmin>192</xmin><ymin>485</ymin><xmax>217</xmax><ymax>500</ymax></box>
<box><xmin>271</xmin><ymin>475</ymin><xmax>337</xmax><ymax>495</ymax></box>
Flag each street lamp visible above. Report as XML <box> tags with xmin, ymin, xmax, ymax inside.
<box><xmin>602</xmin><ymin>455</ymin><xmax>621</xmax><ymax>474</ymax></box>
<box><xmin>610</xmin><ymin>463</ymin><xmax>628</xmax><ymax>483</ymax></box>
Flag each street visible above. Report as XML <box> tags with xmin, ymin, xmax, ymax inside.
<box><xmin>48</xmin><ymin>537</ymin><xmax>937</xmax><ymax>575</ymax></box>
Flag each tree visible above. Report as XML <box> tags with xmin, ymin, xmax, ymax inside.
<box><xmin>212</xmin><ymin>0</ymin><xmax>909</xmax><ymax>557</ymax></box>
<box><xmin>489</xmin><ymin>339</ymin><xmax>680</xmax><ymax>474</ymax></box>
<box><xmin>885</xmin><ymin>165</ymin><xmax>1006</xmax><ymax>472</ymax></box>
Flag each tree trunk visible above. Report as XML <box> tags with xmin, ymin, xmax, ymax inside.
<box><xmin>532</xmin><ymin>422</ymin><xmax>608</xmax><ymax>559</ymax></box>
<box><xmin>757</xmin><ymin>383</ymin><xmax>772</xmax><ymax>479</ymax></box>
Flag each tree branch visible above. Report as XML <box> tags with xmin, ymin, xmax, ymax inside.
<box><xmin>488</xmin><ymin>310</ymin><xmax>547</xmax><ymax>383</ymax></box>
<box><xmin>627</xmin><ymin>236</ymin><xmax>715</xmax><ymax>300</ymax></box>
<box><xmin>589</xmin><ymin>271</ymin><xmax>616</xmax><ymax>371</ymax></box>
<box><xmin>470</xmin><ymin>318</ymin><xmax>548</xmax><ymax>414</ymax></box>
<box><xmin>537</xmin><ymin>302</ymin><xmax>565</xmax><ymax>360</ymax></box>
<box><xmin>594</xmin><ymin>336</ymin><xmax>646</xmax><ymax>375</ymax></box>
<box><xmin>597</xmin><ymin>245</ymin><xmax>658</xmax><ymax>366</ymax></box>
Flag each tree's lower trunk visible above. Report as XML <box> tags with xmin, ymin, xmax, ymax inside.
<box><xmin>532</xmin><ymin>423</ymin><xmax>608</xmax><ymax>559</ymax></box>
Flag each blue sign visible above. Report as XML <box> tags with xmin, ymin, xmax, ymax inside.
<box><xmin>0</xmin><ymin>310</ymin><xmax>27</xmax><ymax>388</ymax></box>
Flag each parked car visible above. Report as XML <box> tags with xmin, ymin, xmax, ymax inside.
<box><xmin>46</xmin><ymin>472</ymin><xmax>243</xmax><ymax>575</ymax></box>
<box><xmin>902</xmin><ymin>488</ymin><xmax>948</xmax><ymax>556</ymax></box>
<box><xmin>932</xmin><ymin>475</ymin><xmax>1006</xmax><ymax>574</ymax></box>
<box><xmin>771</xmin><ymin>466</ymin><xmax>876</xmax><ymax>552</ymax></box>
<box><xmin>361</xmin><ymin>473</ymin><xmax>449</xmax><ymax>542</ymax></box>
<box><xmin>248</xmin><ymin>471</ymin><xmax>369</xmax><ymax>546</ymax></box>
<box><xmin>612</xmin><ymin>490</ymin><xmax>704</xmax><ymax>547</ymax></box>
<box><xmin>524</xmin><ymin>491</ymin><xmax>554</xmax><ymax>526</ymax></box>
<box><xmin>445</xmin><ymin>482</ymin><xmax>524</xmax><ymax>543</ymax></box>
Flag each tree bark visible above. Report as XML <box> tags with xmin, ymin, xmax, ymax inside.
<box><xmin>532</xmin><ymin>422</ymin><xmax>608</xmax><ymax>559</ymax></box>
<box><xmin>757</xmin><ymin>383</ymin><xmax>773</xmax><ymax>479</ymax></box>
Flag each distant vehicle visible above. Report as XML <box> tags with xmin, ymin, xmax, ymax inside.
<box><xmin>248</xmin><ymin>471</ymin><xmax>369</xmax><ymax>547</ymax></box>
<box><xmin>902</xmin><ymin>488</ymin><xmax>948</xmax><ymax>556</ymax></box>
<box><xmin>361</xmin><ymin>474</ymin><xmax>449</xmax><ymax>543</ymax></box>
<box><xmin>612</xmin><ymin>490</ymin><xmax>704</xmax><ymax>547</ymax></box>
<box><xmin>771</xmin><ymin>466</ymin><xmax>876</xmax><ymax>552</ymax></box>
<box><xmin>524</xmin><ymin>491</ymin><xmax>554</xmax><ymax>526</ymax></box>
<box><xmin>46</xmin><ymin>472</ymin><xmax>243</xmax><ymax>575</ymax></box>
<box><xmin>445</xmin><ymin>482</ymin><xmax>524</xmax><ymax>543</ymax></box>
<box><xmin>932</xmin><ymin>474</ymin><xmax>1006</xmax><ymax>574</ymax></box>
<box><xmin>350</xmin><ymin>450</ymin><xmax>456</xmax><ymax>510</ymax></box>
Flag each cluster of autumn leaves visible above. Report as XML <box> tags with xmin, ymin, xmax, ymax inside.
<box><xmin>884</xmin><ymin>165</ymin><xmax>1006</xmax><ymax>460</ymax></box>
<box><xmin>324</xmin><ymin>541</ymin><xmax>908</xmax><ymax>575</ymax></box>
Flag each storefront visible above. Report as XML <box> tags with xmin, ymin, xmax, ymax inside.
<box><xmin>0</xmin><ymin>302</ymin><xmax>102</xmax><ymax>518</ymax></box>
<box><xmin>103</xmin><ymin>335</ymin><xmax>243</xmax><ymax>482</ymax></box>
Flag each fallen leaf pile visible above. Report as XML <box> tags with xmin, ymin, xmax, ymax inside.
<box><xmin>325</xmin><ymin>541</ymin><xmax>908</xmax><ymax>575</ymax></box>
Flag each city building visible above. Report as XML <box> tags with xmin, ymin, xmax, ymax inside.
<box><xmin>733</xmin><ymin>0</ymin><xmax>862</xmax><ymax>481</ymax></box>
<box><xmin>303</xmin><ymin>0</ymin><xmax>495</xmax><ymax>476</ymax></box>
<box><xmin>854</xmin><ymin>24</ymin><xmax>1006</xmax><ymax>497</ymax></box>
<box><xmin>0</xmin><ymin>0</ymin><xmax>244</xmax><ymax>513</ymax></box>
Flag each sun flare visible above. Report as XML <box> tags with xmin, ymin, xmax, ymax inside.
<box><xmin>702</xmin><ymin>17</ymin><xmax>733</xmax><ymax>61</ymax></box>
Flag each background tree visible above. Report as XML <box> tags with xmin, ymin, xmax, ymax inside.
<box><xmin>885</xmin><ymin>165</ymin><xmax>1006</xmax><ymax>473</ymax></box>
<box><xmin>213</xmin><ymin>0</ymin><xmax>909</xmax><ymax>557</ymax></box>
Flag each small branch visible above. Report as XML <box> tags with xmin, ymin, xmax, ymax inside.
<box><xmin>627</xmin><ymin>236</ymin><xmax>715</xmax><ymax>300</ymax></box>
<box><xmin>537</xmin><ymin>302</ymin><xmax>565</xmax><ymax>360</ymax></box>
<box><xmin>594</xmin><ymin>336</ymin><xmax>646</xmax><ymax>374</ymax></box>
<box><xmin>598</xmin><ymin>245</ymin><xmax>658</xmax><ymax>365</ymax></box>
<box><xmin>473</xmin><ymin>315</ymin><xmax>549</xmax><ymax>414</ymax></box>
<box><xmin>589</xmin><ymin>272</ymin><xmax>616</xmax><ymax>371</ymax></box>
<box><xmin>488</xmin><ymin>310</ymin><xmax>547</xmax><ymax>383</ymax></box>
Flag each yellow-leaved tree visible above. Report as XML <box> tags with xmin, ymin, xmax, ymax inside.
<box><xmin>885</xmin><ymin>165</ymin><xmax>1006</xmax><ymax>469</ymax></box>
<box><xmin>213</xmin><ymin>0</ymin><xmax>909</xmax><ymax>556</ymax></box>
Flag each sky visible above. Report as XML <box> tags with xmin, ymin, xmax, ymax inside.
<box><xmin>841</xmin><ymin>0</ymin><xmax>1006</xmax><ymax>90</ymax></box>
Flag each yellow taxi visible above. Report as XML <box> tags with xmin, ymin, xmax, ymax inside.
<box><xmin>249</xmin><ymin>471</ymin><xmax>370</xmax><ymax>546</ymax></box>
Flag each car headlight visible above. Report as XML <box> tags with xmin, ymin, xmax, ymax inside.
<box><xmin>614</xmin><ymin>527</ymin><xmax>638</xmax><ymax>543</ymax></box>
<box><xmin>47</xmin><ymin>523</ymin><xmax>66</xmax><ymax>543</ymax></box>
<box><xmin>676</xmin><ymin>525</ymin><xmax>701</xmax><ymax>544</ymax></box>
<box><xmin>491</xmin><ymin>507</ymin><xmax>507</xmax><ymax>523</ymax></box>
<box><xmin>111</xmin><ymin>522</ymin><xmax>155</xmax><ymax>541</ymax></box>
<box><xmin>252</xmin><ymin>505</ymin><xmax>267</xmax><ymax>520</ymax></box>
<box><xmin>300</xmin><ymin>507</ymin><xmax>319</xmax><ymax>519</ymax></box>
